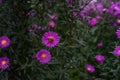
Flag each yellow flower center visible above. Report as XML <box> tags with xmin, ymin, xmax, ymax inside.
<box><xmin>1</xmin><ymin>40</ymin><xmax>7</xmax><ymax>45</ymax></box>
<box><xmin>87</xmin><ymin>68</ymin><xmax>91</xmax><ymax>71</ymax></box>
<box><xmin>48</xmin><ymin>36</ymin><xmax>54</xmax><ymax>42</ymax></box>
<box><xmin>117</xmin><ymin>19</ymin><xmax>120</xmax><ymax>24</ymax></box>
<box><xmin>1</xmin><ymin>61</ymin><xmax>6</xmax><ymax>66</ymax></box>
<box><xmin>41</xmin><ymin>54</ymin><xmax>47</xmax><ymax>59</ymax></box>
<box><xmin>118</xmin><ymin>50</ymin><xmax>120</xmax><ymax>54</ymax></box>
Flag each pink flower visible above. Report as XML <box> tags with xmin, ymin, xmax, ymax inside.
<box><xmin>113</xmin><ymin>46</ymin><xmax>120</xmax><ymax>57</ymax></box>
<box><xmin>88</xmin><ymin>18</ymin><xmax>97</xmax><ymax>27</ymax></box>
<box><xmin>116</xmin><ymin>28</ymin><xmax>120</xmax><ymax>39</ymax></box>
<box><xmin>0</xmin><ymin>57</ymin><xmax>10</xmax><ymax>69</ymax></box>
<box><xmin>48</xmin><ymin>21</ymin><xmax>56</xmax><ymax>28</ymax></box>
<box><xmin>42</xmin><ymin>31</ymin><xmax>60</xmax><ymax>48</ymax></box>
<box><xmin>85</xmin><ymin>64</ymin><xmax>95</xmax><ymax>73</ymax></box>
<box><xmin>0</xmin><ymin>36</ymin><xmax>11</xmax><ymax>48</ymax></box>
<box><xmin>35</xmin><ymin>49</ymin><xmax>51</xmax><ymax>64</ymax></box>
<box><xmin>95</xmin><ymin>54</ymin><xmax>105</xmax><ymax>63</ymax></box>
<box><xmin>108</xmin><ymin>2</ymin><xmax>120</xmax><ymax>16</ymax></box>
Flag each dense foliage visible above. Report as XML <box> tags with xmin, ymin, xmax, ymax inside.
<box><xmin>0</xmin><ymin>0</ymin><xmax>120</xmax><ymax>80</ymax></box>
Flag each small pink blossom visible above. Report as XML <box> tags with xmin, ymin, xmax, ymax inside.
<box><xmin>48</xmin><ymin>21</ymin><xmax>56</xmax><ymax>28</ymax></box>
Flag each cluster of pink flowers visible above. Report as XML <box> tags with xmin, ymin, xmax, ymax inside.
<box><xmin>48</xmin><ymin>13</ymin><xmax>58</xmax><ymax>28</ymax></box>
<box><xmin>30</xmin><ymin>1</ymin><xmax>120</xmax><ymax>73</ymax></box>
<box><xmin>79</xmin><ymin>1</ymin><xmax>103</xmax><ymax>27</ymax></box>
<box><xmin>23</xmin><ymin>0</ymin><xmax>120</xmax><ymax>74</ymax></box>
<box><xmin>29</xmin><ymin>13</ymin><xmax>60</xmax><ymax>64</ymax></box>
<box><xmin>34</xmin><ymin>32</ymin><xmax>60</xmax><ymax>64</ymax></box>
<box><xmin>83</xmin><ymin>0</ymin><xmax>120</xmax><ymax>72</ymax></box>
<box><xmin>84</xmin><ymin>42</ymin><xmax>105</xmax><ymax>73</ymax></box>
<box><xmin>28</xmin><ymin>13</ymin><xmax>58</xmax><ymax>38</ymax></box>
<box><xmin>34</xmin><ymin>31</ymin><xmax>60</xmax><ymax>64</ymax></box>
<box><xmin>79</xmin><ymin>1</ymin><xmax>120</xmax><ymax>73</ymax></box>
<box><xmin>28</xmin><ymin>23</ymin><xmax>48</xmax><ymax>33</ymax></box>
<box><xmin>70</xmin><ymin>1</ymin><xmax>120</xmax><ymax>27</ymax></box>
<box><xmin>106</xmin><ymin>2</ymin><xmax>120</xmax><ymax>16</ymax></box>
<box><xmin>115</xmin><ymin>11</ymin><xmax>120</xmax><ymax>57</ymax></box>
<box><xmin>113</xmin><ymin>26</ymin><xmax>120</xmax><ymax>56</ymax></box>
<box><xmin>0</xmin><ymin>36</ymin><xmax>10</xmax><ymax>70</ymax></box>
<box><xmin>0</xmin><ymin>1</ymin><xmax>120</xmax><ymax>77</ymax></box>
<box><xmin>85</xmin><ymin>54</ymin><xmax>105</xmax><ymax>73</ymax></box>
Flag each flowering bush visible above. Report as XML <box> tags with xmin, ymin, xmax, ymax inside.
<box><xmin>1</xmin><ymin>0</ymin><xmax>120</xmax><ymax>80</ymax></box>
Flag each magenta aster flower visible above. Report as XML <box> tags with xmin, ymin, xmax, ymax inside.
<box><xmin>113</xmin><ymin>46</ymin><xmax>120</xmax><ymax>57</ymax></box>
<box><xmin>42</xmin><ymin>31</ymin><xmax>60</xmax><ymax>48</ymax></box>
<box><xmin>116</xmin><ymin>28</ymin><xmax>120</xmax><ymax>39</ymax></box>
<box><xmin>0</xmin><ymin>36</ymin><xmax>10</xmax><ymax>48</ymax></box>
<box><xmin>88</xmin><ymin>18</ymin><xmax>97</xmax><ymax>27</ymax></box>
<box><xmin>95</xmin><ymin>54</ymin><xmax>105</xmax><ymax>63</ymax></box>
<box><xmin>85</xmin><ymin>64</ymin><xmax>95</xmax><ymax>73</ymax></box>
<box><xmin>35</xmin><ymin>49</ymin><xmax>51</xmax><ymax>64</ymax></box>
<box><xmin>48</xmin><ymin>21</ymin><xmax>56</xmax><ymax>28</ymax></box>
<box><xmin>108</xmin><ymin>2</ymin><xmax>120</xmax><ymax>16</ymax></box>
<box><xmin>0</xmin><ymin>57</ymin><xmax>10</xmax><ymax>69</ymax></box>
